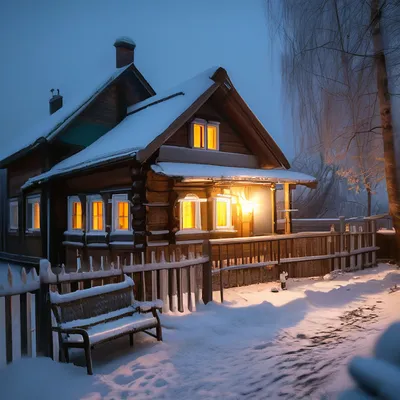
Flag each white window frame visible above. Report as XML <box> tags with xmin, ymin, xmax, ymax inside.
<box><xmin>112</xmin><ymin>194</ymin><xmax>132</xmax><ymax>233</ymax></box>
<box><xmin>67</xmin><ymin>196</ymin><xmax>83</xmax><ymax>232</ymax></box>
<box><xmin>178</xmin><ymin>194</ymin><xmax>203</xmax><ymax>231</ymax></box>
<box><xmin>213</xmin><ymin>195</ymin><xmax>233</xmax><ymax>230</ymax></box>
<box><xmin>8</xmin><ymin>198</ymin><xmax>18</xmax><ymax>231</ymax></box>
<box><xmin>87</xmin><ymin>195</ymin><xmax>106</xmax><ymax>234</ymax></box>
<box><xmin>26</xmin><ymin>195</ymin><xmax>41</xmax><ymax>232</ymax></box>
<box><xmin>190</xmin><ymin>119</ymin><xmax>220</xmax><ymax>151</ymax></box>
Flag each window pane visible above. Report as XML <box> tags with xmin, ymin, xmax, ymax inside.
<box><xmin>118</xmin><ymin>201</ymin><xmax>129</xmax><ymax>230</ymax></box>
<box><xmin>92</xmin><ymin>201</ymin><xmax>103</xmax><ymax>230</ymax></box>
<box><xmin>33</xmin><ymin>202</ymin><xmax>40</xmax><ymax>229</ymax></box>
<box><xmin>182</xmin><ymin>201</ymin><xmax>196</xmax><ymax>229</ymax></box>
<box><xmin>207</xmin><ymin>125</ymin><xmax>217</xmax><ymax>150</ymax></box>
<box><xmin>193</xmin><ymin>124</ymin><xmax>205</xmax><ymax>148</ymax></box>
<box><xmin>216</xmin><ymin>199</ymin><xmax>227</xmax><ymax>227</ymax></box>
<box><xmin>10</xmin><ymin>203</ymin><xmax>18</xmax><ymax>228</ymax></box>
<box><xmin>72</xmin><ymin>202</ymin><xmax>82</xmax><ymax>230</ymax></box>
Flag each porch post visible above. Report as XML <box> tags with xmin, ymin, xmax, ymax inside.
<box><xmin>283</xmin><ymin>183</ymin><xmax>292</xmax><ymax>234</ymax></box>
<box><xmin>271</xmin><ymin>185</ymin><xmax>277</xmax><ymax>234</ymax></box>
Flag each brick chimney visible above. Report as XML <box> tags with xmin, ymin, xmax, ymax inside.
<box><xmin>114</xmin><ymin>37</ymin><xmax>136</xmax><ymax>68</ymax></box>
<box><xmin>49</xmin><ymin>89</ymin><xmax>63</xmax><ymax>115</ymax></box>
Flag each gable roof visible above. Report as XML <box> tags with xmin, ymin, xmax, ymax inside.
<box><xmin>22</xmin><ymin>67</ymin><xmax>291</xmax><ymax>189</ymax></box>
<box><xmin>0</xmin><ymin>63</ymin><xmax>155</xmax><ymax>167</ymax></box>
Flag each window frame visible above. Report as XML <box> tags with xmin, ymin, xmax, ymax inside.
<box><xmin>87</xmin><ymin>195</ymin><xmax>105</xmax><ymax>233</ymax></box>
<box><xmin>8</xmin><ymin>198</ymin><xmax>19</xmax><ymax>232</ymax></box>
<box><xmin>112</xmin><ymin>194</ymin><xmax>131</xmax><ymax>233</ymax></box>
<box><xmin>213</xmin><ymin>195</ymin><xmax>233</xmax><ymax>231</ymax></box>
<box><xmin>190</xmin><ymin>119</ymin><xmax>220</xmax><ymax>151</ymax></box>
<box><xmin>67</xmin><ymin>196</ymin><xmax>83</xmax><ymax>232</ymax></box>
<box><xmin>179</xmin><ymin>194</ymin><xmax>203</xmax><ymax>231</ymax></box>
<box><xmin>26</xmin><ymin>194</ymin><xmax>41</xmax><ymax>232</ymax></box>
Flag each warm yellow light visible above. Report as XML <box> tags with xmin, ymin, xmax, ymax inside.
<box><xmin>193</xmin><ymin>124</ymin><xmax>205</xmax><ymax>148</ymax></box>
<box><xmin>92</xmin><ymin>201</ymin><xmax>103</xmax><ymax>230</ymax></box>
<box><xmin>33</xmin><ymin>202</ymin><xmax>40</xmax><ymax>229</ymax></box>
<box><xmin>72</xmin><ymin>202</ymin><xmax>82</xmax><ymax>229</ymax></box>
<box><xmin>216</xmin><ymin>199</ymin><xmax>227</xmax><ymax>227</ymax></box>
<box><xmin>182</xmin><ymin>201</ymin><xmax>195</xmax><ymax>229</ymax></box>
<box><xmin>207</xmin><ymin>125</ymin><xmax>217</xmax><ymax>150</ymax></box>
<box><xmin>238</xmin><ymin>192</ymin><xmax>254</xmax><ymax>214</ymax></box>
<box><xmin>118</xmin><ymin>202</ymin><xmax>129</xmax><ymax>230</ymax></box>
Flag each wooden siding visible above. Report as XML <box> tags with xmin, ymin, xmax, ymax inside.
<box><xmin>7</xmin><ymin>150</ymin><xmax>44</xmax><ymax>197</ymax></box>
<box><xmin>164</xmin><ymin>101</ymin><xmax>253</xmax><ymax>155</ymax></box>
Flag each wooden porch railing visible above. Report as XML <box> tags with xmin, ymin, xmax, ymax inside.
<box><xmin>209</xmin><ymin>219</ymin><xmax>378</xmax><ymax>302</ymax></box>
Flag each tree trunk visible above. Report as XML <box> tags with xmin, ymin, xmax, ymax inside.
<box><xmin>371</xmin><ymin>0</ymin><xmax>400</xmax><ymax>261</ymax></box>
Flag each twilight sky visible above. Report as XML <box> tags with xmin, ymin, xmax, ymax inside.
<box><xmin>0</xmin><ymin>0</ymin><xmax>294</xmax><ymax>161</ymax></box>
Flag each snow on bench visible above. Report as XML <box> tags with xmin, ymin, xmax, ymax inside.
<box><xmin>50</xmin><ymin>275</ymin><xmax>163</xmax><ymax>375</ymax></box>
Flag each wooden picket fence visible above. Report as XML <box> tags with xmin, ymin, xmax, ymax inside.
<box><xmin>0</xmin><ymin>266</ymin><xmax>39</xmax><ymax>367</ymax></box>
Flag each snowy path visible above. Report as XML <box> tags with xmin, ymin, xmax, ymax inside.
<box><xmin>2</xmin><ymin>264</ymin><xmax>400</xmax><ymax>400</ymax></box>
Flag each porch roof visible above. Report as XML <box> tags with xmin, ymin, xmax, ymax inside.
<box><xmin>151</xmin><ymin>162</ymin><xmax>317</xmax><ymax>186</ymax></box>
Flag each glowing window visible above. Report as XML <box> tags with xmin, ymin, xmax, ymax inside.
<box><xmin>182</xmin><ymin>201</ymin><xmax>196</xmax><ymax>229</ymax></box>
<box><xmin>27</xmin><ymin>195</ymin><xmax>40</xmax><ymax>231</ymax></box>
<box><xmin>191</xmin><ymin>120</ymin><xmax>219</xmax><ymax>150</ymax></box>
<box><xmin>92</xmin><ymin>201</ymin><xmax>103</xmax><ymax>230</ymax></box>
<box><xmin>207</xmin><ymin>125</ymin><xmax>218</xmax><ymax>150</ymax></box>
<box><xmin>179</xmin><ymin>194</ymin><xmax>202</xmax><ymax>230</ymax></box>
<box><xmin>72</xmin><ymin>202</ymin><xmax>82</xmax><ymax>230</ymax></box>
<box><xmin>193</xmin><ymin>123</ymin><xmax>205</xmax><ymax>148</ymax></box>
<box><xmin>214</xmin><ymin>197</ymin><xmax>232</xmax><ymax>230</ymax></box>
<box><xmin>118</xmin><ymin>201</ymin><xmax>129</xmax><ymax>230</ymax></box>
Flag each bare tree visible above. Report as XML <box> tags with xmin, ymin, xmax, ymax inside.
<box><xmin>266</xmin><ymin>0</ymin><xmax>400</xmax><ymax>259</ymax></box>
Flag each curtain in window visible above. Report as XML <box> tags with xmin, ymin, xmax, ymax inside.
<box><xmin>118</xmin><ymin>202</ymin><xmax>129</xmax><ymax>230</ymax></box>
<box><xmin>72</xmin><ymin>202</ymin><xmax>82</xmax><ymax>229</ymax></box>
<box><xmin>92</xmin><ymin>201</ymin><xmax>103</xmax><ymax>230</ymax></box>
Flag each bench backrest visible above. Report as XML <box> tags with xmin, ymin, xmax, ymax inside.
<box><xmin>50</xmin><ymin>275</ymin><xmax>135</xmax><ymax>325</ymax></box>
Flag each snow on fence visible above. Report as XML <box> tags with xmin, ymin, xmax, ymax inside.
<box><xmin>210</xmin><ymin>218</ymin><xmax>378</xmax><ymax>302</ymax></box>
<box><xmin>40</xmin><ymin>250</ymin><xmax>208</xmax><ymax>315</ymax></box>
<box><xmin>0</xmin><ymin>266</ymin><xmax>39</xmax><ymax>368</ymax></box>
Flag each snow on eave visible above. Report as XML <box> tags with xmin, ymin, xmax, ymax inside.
<box><xmin>0</xmin><ymin>63</ymin><xmax>134</xmax><ymax>166</ymax></box>
<box><xmin>151</xmin><ymin>162</ymin><xmax>317</xmax><ymax>186</ymax></box>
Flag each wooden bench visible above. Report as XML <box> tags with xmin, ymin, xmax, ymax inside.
<box><xmin>50</xmin><ymin>275</ymin><xmax>163</xmax><ymax>375</ymax></box>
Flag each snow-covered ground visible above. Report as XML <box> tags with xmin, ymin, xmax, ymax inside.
<box><xmin>2</xmin><ymin>263</ymin><xmax>399</xmax><ymax>399</ymax></box>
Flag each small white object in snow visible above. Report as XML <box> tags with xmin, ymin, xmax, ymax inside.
<box><xmin>271</xmin><ymin>287</ymin><xmax>279</xmax><ymax>293</ymax></box>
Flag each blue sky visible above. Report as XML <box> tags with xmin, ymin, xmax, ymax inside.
<box><xmin>0</xmin><ymin>0</ymin><xmax>294</xmax><ymax>161</ymax></box>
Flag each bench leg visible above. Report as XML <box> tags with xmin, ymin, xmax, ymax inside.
<box><xmin>84</xmin><ymin>345</ymin><xmax>93</xmax><ymax>375</ymax></box>
<box><xmin>63</xmin><ymin>346</ymin><xmax>70</xmax><ymax>363</ymax></box>
<box><xmin>156</xmin><ymin>323</ymin><xmax>163</xmax><ymax>341</ymax></box>
<box><xmin>129</xmin><ymin>333</ymin><xmax>134</xmax><ymax>347</ymax></box>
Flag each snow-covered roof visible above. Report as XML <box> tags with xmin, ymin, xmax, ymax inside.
<box><xmin>0</xmin><ymin>63</ymin><xmax>134</xmax><ymax>164</ymax></box>
<box><xmin>151</xmin><ymin>162</ymin><xmax>317</xmax><ymax>185</ymax></box>
<box><xmin>22</xmin><ymin>67</ymin><xmax>219</xmax><ymax>189</ymax></box>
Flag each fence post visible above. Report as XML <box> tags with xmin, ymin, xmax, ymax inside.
<box><xmin>26</xmin><ymin>292</ymin><xmax>36</xmax><ymax>358</ymax></box>
<box><xmin>371</xmin><ymin>220</ymin><xmax>377</xmax><ymax>266</ymax></box>
<box><xmin>202</xmin><ymin>240</ymin><xmax>213</xmax><ymax>304</ymax></box>
<box><xmin>38</xmin><ymin>259</ymin><xmax>52</xmax><ymax>357</ymax></box>
<box><xmin>329</xmin><ymin>225</ymin><xmax>335</xmax><ymax>271</ymax></box>
<box><xmin>357</xmin><ymin>226</ymin><xmax>363</xmax><ymax>269</ymax></box>
<box><xmin>0</xmin><ymin>297</ymin><xmax>6</xmax><ymax>367</ymax></box>
<box><xmin>350</xmin><ymin>226</ymin><xmax>356</xmax><ymax>270</ymax></box>
<box><xmin>339</xmin><ymin>216</ymin><xmax>346</xmax><ymax>270</ymax></box>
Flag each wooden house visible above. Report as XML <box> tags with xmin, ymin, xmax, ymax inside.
<box><xmin>0</xmin><ymin>37</ymin><xmax>316</xmax><ymax>270</ymax></box>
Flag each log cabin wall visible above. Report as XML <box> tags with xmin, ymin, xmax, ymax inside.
<box><xmin>58</xmin><ymin>163</ymin><xmax>135</xmax><ymax>270</ymax></box>
<box><xmin>6</xmin><ymin>149</ymin><xmax>45</xmax><ymax>257</ymax></box>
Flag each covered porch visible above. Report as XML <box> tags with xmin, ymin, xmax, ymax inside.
<box><xmin>151</xmin><ymin>162</ymin><xmax>317</xmax><ymax>244</ymax></box>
